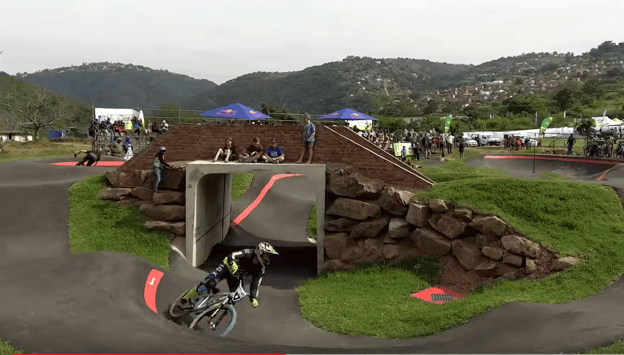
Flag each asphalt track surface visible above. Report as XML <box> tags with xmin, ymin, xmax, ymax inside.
<box><xmin>3</xmin><ymin>155</ymin><xmax>624</xmax><ymax>353</ymax></box>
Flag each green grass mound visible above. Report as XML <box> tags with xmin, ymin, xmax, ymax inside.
<box><xmin>297</xmin><ymin>176</ymin><xmax>624</xmax><ymax>338</ymax></box>
<box><xmin>0</xmin><ymin>140</ymin><xmax>91</xmax><ymax>162</ymax></box>
<box><xmin>68</xmin><ymin>174</ymin><xmax>171</xmax><ymax>269</ymax></box>
<box><xmin>419</xmin><ymin>159</ymin><xmax>508</xmax><ymax>182</ymax></box>
<box><xmin>0</xmin><ymin>339</ymin><xmax>23</xmax><ymax>355</ymax></box>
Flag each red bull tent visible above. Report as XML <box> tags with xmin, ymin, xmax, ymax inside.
<box><xmin>318</xmin><ymin>108</ymin><xmax>377</xmax><ymax>121</ymax></box>
<box><xmin>200</xmin><ymin>103</ymin><xmax>271</xmax><ymax>120</ymax></box>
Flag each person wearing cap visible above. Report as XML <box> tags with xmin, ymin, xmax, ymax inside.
<box><xmin>74</xmin><ymin>148</ymin><xmax>102</xmax><ymax>166</ymax></box>
<box><xmin>152</xmin><ymin>146</ymin><xmax>179</xmax><ymax>192</ymax></box>
<box><xmin>160</xmin><ymin>120</ymin><xmax>169</xmax><ymax>134</ymax></box>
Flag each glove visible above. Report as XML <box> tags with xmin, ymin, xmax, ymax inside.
<box><xmin>251</xmin><ymin>298</ymin><xmax>258</xmax><ymax>308</ymax></box>
<box><xmin>223</xmin><ymin>257</ymin><xmax>239</xmax><ymax>274</ymax></box>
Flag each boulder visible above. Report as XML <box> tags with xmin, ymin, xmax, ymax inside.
<box><xmin>454</xmin><ymin>209</ymin><xmax>474</xmax><ymax>222</ymax></box>
<box><xmin>98</xmin><ymin>188</ymin><xmax>132</xmax><ymax>201</ymax></box>
<box><xmin>141</xmin><ymin>170</ymin><xmax>154</xmax><ymax>189</ymax></box>
<box><xmin>481</xmin><ymin>246</ymin><xmax>504</xmax><ymax>261</ymax></box>
<box><xmin>327</xmin><ymin>173</ymin><xmax>383</xmax><ymax>199</ymax></box>
<box><xmin>320</xmin><ymin>259</ymin><xmax>347</xmax><ymax>273</ymax></box>
<box><xmin>525</xmin><ymin>258</ymin><xmax>537</xmax><ymax>274</ymax></box>
<box><xmin>393</xmin><ymin>189</ymin><xmax>413</xmax><ymax>205</ymax></box>
<box><xmin>405</xmin><ymin>202</ymin><xmax>430</xmax><ymax>227</ymax></box>
<box><xmin>412</xmin><ymin>228</ymin><xmax>453</xmax><ymax>257</ymax></box>
<box><xmin>139</xmin><ymin>204</ymin><xmax>185</xmax><ymax>222</ymax></box>
<box><xmin>324</xmin><ymin>218</ymin><xmax>358</xmax><ymax>232</ymax></box>
<box><xmin>470</xmin><ymin>216</ymin><xmax>508</xmax><ymax>236</ymax></box>
<box><xmin>360</xmin><ymin>237</ymin><xmax>385</xmax><ymax>264</ymax></box>
<box><xmin>131</xmin><ymin>187</ymin><xmax>154</xmax><ymax>201</ymax></box>
<box><xmin>324</xmin><ymin>233</ymin><xmax>351</xmax><ymax>259</ymax></box>
<box><xmin>497</xmin><ymin>263</ymin><xmax>522</xmax><ymax>280</ymax></box>
<box><xmin>159</xmin><ymin>169</ymin><xmax>186</xmax><ymax>190</ymax></box>
<box><xmin>326</xmin><ymin>198</ymin><xmax>382</xmax><ymax>221</ymax></box>
<box><xmin>341</xmin><ymin>245</ymin><xmax>365</xmax><ymax>264</ymax></box>
<box><xmin>383</xmin><ymin>232</ymin><xmax>399</xmax><ymax>244</ymax></box>
<box><xmin>428</xmin><ymin>214</ymin><xmax>467</xmax><ymax>239</ymax></box>
<box><xmin>475</xmin><ymin>234</ymin><xmax>500</xmax><ymax>248</ymax></box>
<box><xmin>383</xmin><ymin>244</ymin><xmax>401</xmax><ymax>260</ymax></box>
<box><xmin>551</xmin><ymin>256</ymin><xmax>581</xmax><ymax>271</ymax></box>
<box><xmin>376</xmin><ymin>188</ymin><xmax>409</xmax><ymax>216</ymax></box>
<box><xmin>452</xmin><ymin>238</ymin><xmax>486</xmax><ymax>271</ymax></box>
<box><xmin>153</xmin><ymin>190</ymin><xmax>186</xmax><ymax>205</ymax></box>
<box><xmin>350</xmin><ymin>216</ymin><xmax>390</xmax><ymax>239</ymax></box>
<box><xmin>502</xmin><ymin>252</ymin><xmax>523</xmax><ymax>267</ymax></box>
<box><xmin>501</xmin><ymin>235</ymin><xmax>540</xmax><ymax>258</ymax></box>
<box><xmin>144</xmin><ymin>221</ymin><xmax>185</xmax><ymax>235</ymax></box>
<box><xmin>354</xmin><ymin>174</ymin><xmax>385</xmax><ymax>199</ymax></box>
<box><xmin>429</xmin><ymin>199</ymin><xmax>449</xmax><ymax>213</ymax></box>
<box><xmin>387</xmin><ymin>218</ymin><xmax>410</xmax><ymax>239</ymax></box>
<box><xmin>106</xmin><ymin>171</ymin><xmax>136</xmax><ymax>188</ymax></box>
<box><xmin>475</xmin><ymin>260</ymin><xmax>499</xmax><ymax>277</ymax></box>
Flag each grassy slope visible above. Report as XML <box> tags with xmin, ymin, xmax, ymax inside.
<box><xmin>0</xmin><ymin>140</ymin><xmax>91</xmax><ymax>162</ymax></box>
<box><xmin>0</xmin><ymin>339</ymin><xmax>23</xmax><ymax>355</ymax></box>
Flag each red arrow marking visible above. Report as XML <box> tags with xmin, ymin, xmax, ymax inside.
<box><xmin>144</xmin><ymin>269</ymin><xmax>164</xmax><ymax>314</ymax></box>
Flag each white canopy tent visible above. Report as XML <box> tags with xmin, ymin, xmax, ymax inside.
<box><xmin>94</xmin><ymin>108</ymin><xmax>145</xmax><ymax>129</ymax></box>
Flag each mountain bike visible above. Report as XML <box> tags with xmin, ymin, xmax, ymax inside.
<box><xmin>167</xmin><ymin>278</ymin><xmax>248</xmax><ymax>338</ymax></box>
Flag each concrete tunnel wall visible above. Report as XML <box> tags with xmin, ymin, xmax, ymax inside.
<box><xmin>186</xmin><ymin>161</ymin><xmax>326</xmax><ymax>272</ymax></box>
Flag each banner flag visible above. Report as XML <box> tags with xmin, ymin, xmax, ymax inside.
<box><xmin>603</xmin><ymin>110</ymin><xmax>608</xmax><ymax>117</ymax></box>
<box><xmin>540</xmin><ymin>117</ymin><xmax>553</xmax><ymax>138</ymax></box>
<box><xmin>444</xmin><ymin>115</ymin><xmax>453</xmax><ymax>134</ymax></box>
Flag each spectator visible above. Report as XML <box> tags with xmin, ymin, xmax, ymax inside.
<box><xmin>446</xmin><ymin>134</ymin><xmax>454</xmax><ymax>154</ymax></box>
<box><xmin>214</xmin><ymin>137</ymin><xmax>236</xmax><ymax>163</ymax></box>
<box><xmin>124</xmin><ymin>140</ymin><xmax>134</xmax><ymax>161</ymax></box>
<box><xmin>123</xmin><ymin>136</ymin><xmax>132</xmax><ymax>153</ymax></box>
<box><xmin>237</xmin><ymin>147</ymin><xmax>251</xmax><ymax>163</ymax></box>
<box><xmin>145</xmin><ymin>121</ymin><xmax>153</xmax><ymax>137</ymax></box>
<box><xmin>74</xmin><ymin>148</ymin><xmax>102</xmax><ymax>166</ymax></box>
<box><xmin>401</xmin><ymin>146</ymin><xmax>407</xmax><ymax>162</ymax></box>
<box><xmin>567</xmin><ymin>134</ymin><xmax>576</xmax><ymax>155</ymax></box>
<box><xmin>296</xmin><ymin>114</ymin><xmax>315</xmax><ymax>164</ymax></box>
<box><xmin>459</xmin><ymin>139</ymin><xmax>465</xmax><ymax>159</ymax></box>
<box><xmin>247</xmin><ymin>137</ymin><xmax>264</xmax><ymax>163</ymax></box>
<box><xmin>161</xmin><ymin>120</ymin><xmax>169</xmax><ymax>134</ymax></box>
<box><xmin>152</xmin><ymin>146</ymin><xmax>179</xmax><ymax>192</ymax></box>
<box><xmin>263</xmin><ymin>138</ymin><xmax>284</xmax><ymax>164</ymax></box>
<box><xmin>133</xmin><ymin>118</ymin><xmax>141</xmax><ymax>136</ymax></box>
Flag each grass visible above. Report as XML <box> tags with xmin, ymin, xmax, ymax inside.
<box><xmin>68</xmin><ymin>174</ymin><xmax>171</xmax><ymax>269</ymax></box>
<box><xmin>231</xmin><ymin>173</ymin><xmax>255</xmax><ymax>201</ymax></box>
<box><xmin>418</xmin><ymin>158</ymin><xmax>508</xmax><ymax>182</ymax></box>
<box><xmin>0</xmin><ymin>140</ymin><xmax>91</xmax><ymax>162</ymax></box>
<box><xmin>307</xmin><ymin>202</ymin><xmax>317</xmax><ymax>239</ymax></box>
<box><xmin>541</xmin><ymin>171</ymin><xmax>569</xmax><ymax>180</ymax></box>
<box><xmin>297</xmin><ymin>163</ymin><xmax>624</xmax><ymax>338</ymax></box>
<box><xmin>0</xmin><ymin>339</ymin><xmax>23</xmax><ymax>355</ymax></box>
<box><xmin>582</xmin><ymin>338</ymin><xmax>624</xmax><ymax>354</ymax></box>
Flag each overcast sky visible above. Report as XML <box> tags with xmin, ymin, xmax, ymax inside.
<box><xmin>1</xmin><ymin>0</ymin><xmax>623</xmax><ymax>85</ymax></box>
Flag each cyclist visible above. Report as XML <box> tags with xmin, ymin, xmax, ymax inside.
<box><xmin>180</xmin><ymin>242</ymin><xmax>279</xmax><ymax>309</ymax></box>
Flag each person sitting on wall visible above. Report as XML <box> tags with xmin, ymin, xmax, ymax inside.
<box><xmin>214</xmin><ymin>137</ymin><xmax>236</xmax><ymax>163</ymax></box>
<box><xmin>263</xmin><ymin>138</ymin><xmax>285</xmax><ymax>164</ymax></box>
<box><xmin>247</xmin><ymin>137</ymin><xmax>264</xmax><ymax>163</ymax></box>
<box><xmin>237</xmin><ymin>147</ymin><xmax>252</xmax><ymax>163</ymax></box>
<box><xmin>74</xmin><ymin>148</ymin><xmax>102</xmax><ymax>166</ymax></box>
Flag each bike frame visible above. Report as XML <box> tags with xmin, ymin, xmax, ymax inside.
<box><xmin>191</xmin><ymin>278</ymin><xmax>248</xmax><ymax>323</ymax></box>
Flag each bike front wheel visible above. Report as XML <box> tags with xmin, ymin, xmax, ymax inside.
<box><xmin>168</xmin><ymin>291</ymin><xmax>194</xmax><ymax>320</ymax></box>
<box><xmin>583</xmin><ymin>145</ymin><xmax>591</xmax><ymax>157</ymax></box>
<box><xmin>189</xmin><ymin>303</ymin><xmax>237</xmax><ymax>338</ymax></box>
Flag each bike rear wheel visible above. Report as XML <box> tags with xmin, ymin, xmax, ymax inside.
<box><xmin>583</xmin><ymin>145</ymin><xmax>591</xmax><ymax>157</ymax></box>
<box><xmin>189</xmin><ymin>303</ymin><xmax>237</xmax><ymax>338</ymax></box>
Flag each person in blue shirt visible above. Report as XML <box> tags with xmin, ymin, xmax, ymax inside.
<box><xmin>263</xmin><ymin>138</ymin><xmax>284</xmax><ymax>164</ymax></box>
<box><xmin>295</xmin><ymin>114</ymin><xmax>315</xmax><ymax>164</ymax></box>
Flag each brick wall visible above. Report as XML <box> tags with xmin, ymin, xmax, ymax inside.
<box><xmin>118</xmin><ymin>123</ymin><xmax>433</xmax><ymax>191</ymax></box>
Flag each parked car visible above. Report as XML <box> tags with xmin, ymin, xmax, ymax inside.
<box><xmin>485</xmin><ymin>135</ymin><xmax>501</xmax><ymax>146</ymax></box>
<box><xmin>464</xmin><ymin>138</ymin><xmax>478</xmax><ymax>147</ymax></box>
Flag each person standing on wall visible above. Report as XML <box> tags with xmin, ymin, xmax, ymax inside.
<box><xmin>295</xmin><ymin>114</ymin><xmax>315</xmax><ymax>164</ymax></box>
<box><xmin>153</xmin><ymin>147</ymin><xmax>180</xmax><ymax>193</ymax></box>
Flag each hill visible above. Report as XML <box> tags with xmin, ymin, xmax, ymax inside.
<box><xmin>15</xmin><ymin>62</ymin><xmax>217</xmax><ymax>109</ymax></box>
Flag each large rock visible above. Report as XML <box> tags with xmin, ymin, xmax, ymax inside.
<box><xmin>320</xmin><ymin>259</ymin><xmax>348</xmax><ymax>273</ymax></box>
<box><xmin>376</xmin><ymin>188</ymin><xmax>409</xmax><ymax>216</ymax></box>
<box><xmin>475</xmin><ymin>260</ymin><xmax>499</xmax><ymax>277</ymax></box>
<box><xmin>428</xmin><ymin>214</ymin><xmax>467</xmax><ymax>239</ymax></box>
<box><xmin>350</xmin><ymin>216</ymin><xmax>390</xmax><ymax>239</ymax></box>
<box><xmin>341</xmin><ymin>245</ymin><xmax>365</xmax><ymax>264</ymax></box>
<box><xmin>131</xmin><ymin>187</ymin><xmax>154</xmax><ymax>201</ymax></box>
<box><xmin>98</xmin><ymin>188</ymin><xmax>132</xmax><ymax>201</ymax></box>
<box><xmin>481</xmin><ymin>246</ymin><xmax>504</xmax><ymax>261</ymax></box>
<box><xmin>106</xmin><ymin>171</ymin><xmax>136</xmax><ymax>188</ymax></box>
<box><xmin>324</xmin><ymin>218</ymin><xmax>358</xmax><ymax>232</ymax></box>
<box><xmin>475</xmin><ymin>234</ymin><xmax>500</xmax><ymax>248</ymax></box>
<box><xmin>393</xmin><ymin>189</ymin><xmax>413</xmax><ymax>205</ymax></box>
<box><xmin>525</xmin><ymin>258</ymin><xmax>537</xmax><ymax>274</ymax></box>
<box><xmin>470</xmin><ymin>216</ymin><xmax>508</xmax><ymax>236</ymax></box>
<box><xmin>387</xmin><ymin>218</ymin><xmax>410</xmax><ymax>239</ymax></box>
<box><xmin>412</xmin><ymin>228</ymin><xmax>453</xmax><ymax>257</ymax></box>
<box><xmin>139</xmin><ymin>204</ymin><xmax>185</xmax><ymax>222</ymax></box>
<box><xmin>327</xmin><ymin>173</ymin><xmax>383</xmax><ymax>199</ymax></box>
<box><xmin>405</xmin><ymin>202</ymin><xmax>430</xmax><ymax>227</ymax></box>
<box><xmin>502</xmin><ymin>252</ymin><xmax>523</xmax><ymax>267</ymax></box>
<box><xmin>144</xmin><ymin>221</ymin><xmax>185</xmax><ymax>235</ymax></box>
<box><xmin>324</xmin><ymin>233</ymin><xmax>351</xmax><ymax>259</ymax></box>
<box><xmin>429</xmin><ymin>199</ymin><xmax>449</xmax><ymax>213</ymax></box>
<box><xmin>551</xmin><ymin>256</ymin><xmax>581</xmax><ymax>271</ymax></box>
<box><xmin>360</xmin><ymin>237</ymin><xmax>385</xmax><ymax>264</ymax></box>
<box><xmin>326</xmin><ymin>198</ymin><xmax>382</xmax><ymax>221</ymax></box>
<box><xmin>454</xmin><ymin>209</ymin><xmax>474</xmax><ymax>222</ymax></box>
<box><xmin>153</xmin><ymin>190</ymin><xmax>186</xmax><ymax>205</ymax></box>
<box><xmin>161</xmin><ymin>169</ymin><xmax>186</xmax><ymax>190</ymax></box>
<box><xmin>501</xmin><ymin>235</ymin><xmax>540</xmax><ymax>258</ymax></box>
<box><xmin>383</xmin><ymin>244</ymin><xmax>402</xmax><ymax>260</ymax></box>
<box><xmin>452</xmin><ymin>238</ymin><xmax>486</xmax><ymax>271</ymax></box>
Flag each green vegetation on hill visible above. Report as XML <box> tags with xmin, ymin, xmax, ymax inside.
<box><xmin>0</xmin><ymin>339</ymin><xmax>23</xmax><ymax>355</ymax></box>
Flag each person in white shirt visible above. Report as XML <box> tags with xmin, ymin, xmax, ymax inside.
<box><xmin>446</xmin><ymin>134</ymin><xmax>454</xmax><ymax>154</ymax></box>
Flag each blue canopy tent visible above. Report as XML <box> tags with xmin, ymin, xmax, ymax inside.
<box><xmin>200</xmin><ymin>103</ymin><xmax>271</xmax><ymax>121</ymax></box>
<box><xmin>318</xmin><ymin>108</ymin><xmax>377</xmax><ymax>121</ymax></box>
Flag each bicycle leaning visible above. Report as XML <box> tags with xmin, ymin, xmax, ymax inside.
<box><xmin>167</xmin><ymin>277</ymin><xmax>249</xmax><ymax>338</ymax></box>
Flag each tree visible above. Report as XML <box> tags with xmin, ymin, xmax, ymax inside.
<box><xmin>553</xmin><ymin>87</ymin><xmax>577</xmax><ymax>111</ymax></box>
<box><xmin>575</xmin><ymin>117</ymin><xmax>594</xmax><ymax>140</ymax></box>
<box><xmin>581</xmin><ymin>78</ymin><xmax>604</xmax><ymax>104</ymax></box>
<box><xmin>0</xmin><ymin>86</ymin><xmax>72</xmax><ymax>142</ymax></box>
